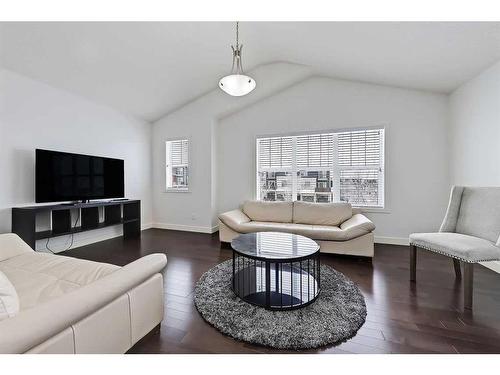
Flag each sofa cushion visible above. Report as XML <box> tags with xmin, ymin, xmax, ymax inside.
<box><xmin>293</xmin><ymin>201</ymin><xmax>352</xmax><ymax>226</ymax></box>
<box><xmin>0</xmin><ymin>271</ymin><xmax>19</xmax><ymax>321</ymax></box>
<box><xmin>237</xmin><ymin>220</ymin><xmax>372</xmax><ymax>242</ymax></box>
<box><xmin>0</xmin><ymin>233</ymin><xmax>33</xmax><ymax>262</ymax></box>
<box><xmin>409</xmin><ymin>232</ymin><xmax>500</xmax><ymax>263</ymax></box>
<box><xmin>242</xmin><ymin>200</ymin><xmax>293</xmax><ymax>223</ymax></box>
<box><xmin>0</xmin><ymin>252</ymin><xmax>119</xmax><ymax>310</ymax></box>
<box><xmin>240</xmin><ymin>221</ymin><xmax>313</xmax><ymax>235</ymax></box>
<box><xmin>307</xmin><ymin>221</ymin><xmax>373</xmax><ymax>241</ymax></box>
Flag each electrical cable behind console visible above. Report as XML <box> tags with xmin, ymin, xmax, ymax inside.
<box><xmin>45</xmin><ymin>211</ymin><xmax>80</xmax><ymax>253</ymax></box>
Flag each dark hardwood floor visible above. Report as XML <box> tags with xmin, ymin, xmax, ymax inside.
<box><xmin>63</xmin><ymin>229</ymin><xmax>500</xmax><ymax>354</ymax></box>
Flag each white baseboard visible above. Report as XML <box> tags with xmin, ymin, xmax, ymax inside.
<box><xmin>152</xmin><ymin>222</ymin><xmax>218</xmax><ymax>234</ymax></box>
<box><xmin>149</xmin><ymin>227</ymin><xmax>411</xmax><ymax>245</ymax></box>
<box><xmin>374</xmin><ymin>236</ymin><xmax>409</xmax><ymax>245</ymax></box>
<box><xmin>44</xmin><ymin>223</ymin><xmax>498</xmax><ymax>274</ymax></box>
<box><xmin>141</xmin><ymin>223</ymin><xmax>153</xmax><ymax>230</ymax></box>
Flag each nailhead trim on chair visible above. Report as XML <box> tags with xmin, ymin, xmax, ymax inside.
<box><xmin>409</xmin><ymin>242</ymin><xmax>500</xmax><ymax>264</ymax></box>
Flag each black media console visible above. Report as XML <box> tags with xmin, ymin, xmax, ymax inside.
<box><xmin>12</xmin><ymin>200</ymin><xmax>141</xmax><ymax>249</ymax></box>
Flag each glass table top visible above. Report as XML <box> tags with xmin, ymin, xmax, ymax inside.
<box><xmin>231</xmin><ymin>231</ymin><xmax>320</xmax><ymax>261</ymax></box>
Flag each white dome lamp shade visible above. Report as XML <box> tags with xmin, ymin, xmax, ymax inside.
<box><xmin>219</xmin><ymin>73</ymin><xmax>256</xmax><ymax>97</ymax></box>
<box><xmin>218</xmin><ymin>22</ymin><xmax>256</xmax><ymax>96</ymax></box>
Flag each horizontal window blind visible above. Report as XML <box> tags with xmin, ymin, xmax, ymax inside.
<box><xmin>338</xmin><ymin>129</ymin><xmax>381</xmax><ymax>167</ymax></box>
<box><xmin>257</xmin><ymin>137</ymin><xmax>293</xmax><ymax>169</ymax></box>
<box><xmin>170</xmin><ymin>139</ymin><xmax>189</xmax><ymax>166</ymax></box>
<box><xmin>256</xmin><ymin>128</ymin><xmax>384</xmax><ymax>207</ymax></box>
<box><xmin>296</xmin><ymin>134</ymin><xmax>333</xmax><ymax>168</ymax></box>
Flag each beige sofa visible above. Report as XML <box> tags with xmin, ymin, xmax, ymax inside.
<box><xmin>219</xmin><ymin>201</ymin><xmax>375</xmax><ymax>258</ymax></box>
<box><xmin>0</xmin><ymin>233</ymin><xmax>167</xmax><ymax>354</ymax></box>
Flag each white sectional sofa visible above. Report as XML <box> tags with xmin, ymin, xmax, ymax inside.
<box><xmin>219</xmin><ymin>200</ymin><xmax>376</xmax><ymax>258</ymax></box>
<box><xmin>0</xmin><ymin>233</ymin><xmax>167</xmax><ymax>354</ymax></box>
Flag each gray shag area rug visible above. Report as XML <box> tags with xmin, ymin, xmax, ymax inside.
<box><xmin>194</xmin><ymin>260</ymin><xmax>366</xmax><ymax>350</ymax></box>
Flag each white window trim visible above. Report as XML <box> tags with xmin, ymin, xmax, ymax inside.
<box><xmin>255</xmin><ymin>126</ymin><xmax>386</xmax><ymax>209</ymax></box>
<box><xmin>165</xmin><ymin>137</ymin><xmax>191</xmax><ymax>193</ymax></box>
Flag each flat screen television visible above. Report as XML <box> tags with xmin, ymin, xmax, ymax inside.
<box><xmin>35</xmin><ymin>149</ymin><xmax>124</xmax><ymax>203</ymax></box>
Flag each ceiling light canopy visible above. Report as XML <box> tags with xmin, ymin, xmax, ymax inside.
<box><xmin>219</xmin><ymin>22</ymin><xmax>256</xmax><ymax>97</ymax></box>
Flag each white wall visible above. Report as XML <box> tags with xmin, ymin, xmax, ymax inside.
<box><xmin>152</xmin><ymin>62</ymin><xmax>312</xmax><ymax>232</ymax></box>
<box><xmin>0</xmin><ymin>69</ymin><xmax>153</xmax><ymax>251</ymax></box>
<box><xmin>2</xmin><ymin>55</ymin><xmax>496</xmax><ymax>256</ymax></box>
<box><xmin>449</xmin><ymin>60</ymin><xmax>500</xmax><ymax>186</ymax></box>
<box><xmin>152</xmin><ymin>62</ymin><xmax>450</xmax><ymax>241</ymax></box>
<box><xmin>218</xmin><ymin>77</ymin><xmax>450</xmax><ymax>241</ymax></box>
<box><xmin>449</xmin><ymin>59</ymin><xmax>500</xmax><ymax>272</ymax></box>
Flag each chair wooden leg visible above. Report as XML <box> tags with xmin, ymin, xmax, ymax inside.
<box><xmin>464</xmin><ymin>263</ymin><xmax>474</xmax><ymax>310</ymax></box>
<box><xmin>453</xmin><ymin>259</ymin><xmax>462</xmax><ymax>279</ymax></box>
<box><xmin>410</xmin><ymin>245</ymin><xmax>417</xmax><ymax>282</ymax></box>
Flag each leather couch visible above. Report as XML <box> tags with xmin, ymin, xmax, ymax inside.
<box><xmin>0</xmin><ymin>233</ymin><xmax>167</xmax><ymax>354</ymax></box>
<box><xmin>219</xmin><ymin>200</ymin><xmax>375</xmax><ymax>258</ymax></box>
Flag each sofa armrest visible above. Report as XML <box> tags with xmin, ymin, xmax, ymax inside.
<box><xmin>0</xmin><ymin>233</ymin><xmax>33</xmax><ymax>262</ymax></box>
<box><xmin>0</xmin><ymin>253</ymin><xmax>167</xmax><ymax>354</ymax></box>
<box><xmin>340</xmin><ymin>214</ymin><xmax>376</xmax><ymax>240</ymax></box>
<box><xmin>218</xmin><ymin>209</ymin><xmax>251</xmax><ymax>231</ymax></box>
<box><xmin>351</xmin><ymin>207</ymin><xmax>363</xmax><ymax>215</ymax></box>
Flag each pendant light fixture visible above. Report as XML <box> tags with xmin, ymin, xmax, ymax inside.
<box><xmin>218</xmin><ymin>22</ymin><xmax>256</xmax><ymax>96</ymax></box>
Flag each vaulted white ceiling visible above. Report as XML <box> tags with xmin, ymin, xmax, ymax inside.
<box><xmin>1</xmin><ymin>22</ymin><xmax>499</xmax><ymax>121</ymax></box>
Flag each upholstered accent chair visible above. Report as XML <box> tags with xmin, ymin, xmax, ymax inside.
<box><xmin>409</xmin><ymin>186</ymin><xmax>500</xmax><ymax>310</ymax></box>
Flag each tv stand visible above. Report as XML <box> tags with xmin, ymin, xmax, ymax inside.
<box><xmin>12</xmin><ymin>200</ymin><xmax>141</xmax><ymax>250</ymax></box>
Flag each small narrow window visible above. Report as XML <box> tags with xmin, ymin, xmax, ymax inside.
<box><xmin>166</xmin><ymin>139</ymin><xmax>189</xmax><ymax>191</ymax></box>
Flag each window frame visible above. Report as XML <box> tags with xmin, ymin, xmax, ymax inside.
<box><xmin>255</xmin><ymin>126</ymin><xmax>386</xmax><ymax>209</ymax></box>
<box><xmin>165</xmin><ymin>137</ymin><xmax>191</xmax><ymax>193</ymax></box>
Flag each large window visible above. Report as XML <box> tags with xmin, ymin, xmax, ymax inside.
<box><xmin>166</xmin><ymin>139</ymin><xmax>189</xmax><ymax>191</ymax></box>
<box><xmin>256</xmin><ymin>128</ymin><xmax>384</xmax><ymax>208</ymax></box>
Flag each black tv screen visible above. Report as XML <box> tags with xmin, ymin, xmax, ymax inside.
<box><xmin>35</xmin><ymin>149</ymin><xmax>124</xmax><ymax>203</ymax></box>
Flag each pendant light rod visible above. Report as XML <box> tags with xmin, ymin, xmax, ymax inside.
<box><xmin>231</xmin><ymin>21</ymin><xmax>244</xmax><ymax>75</ymax></box>
<box><xmin>235</xmin><ymin>21</ymin><xmax>239</xmax><ymax>48</ymax></box>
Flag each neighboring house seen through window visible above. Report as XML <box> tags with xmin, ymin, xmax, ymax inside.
<box><xmin>166</xmin><ymin>139</ymin><xmax>189</xmax><ymax>191</ymax></box>
<box><xmin>256</xmin><ymin>128</ymin><xmax>385</xmax><ymax>208</ymax></box>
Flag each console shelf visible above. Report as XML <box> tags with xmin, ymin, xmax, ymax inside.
<box><xmin>12</xmin><ymin>200</ymin><xmax>141</xmax><ymax>249</ymax></box>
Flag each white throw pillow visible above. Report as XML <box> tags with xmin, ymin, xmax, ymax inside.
<box><xmin>0</xmin><ymin>271</ymin><xmax>20</xmax><ymax>321</ymax></box>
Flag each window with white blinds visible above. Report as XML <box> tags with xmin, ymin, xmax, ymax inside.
<box><xmin>257</xmin><ymin>137</ymin><xmax>293</xmax><ymax>169</ymax></box>
<box><xmin>296</xmin><ymin>134</ymin><xmax>334</xmax><ymax>168</ymax></box>
<box><xmin>256</xmin><ymin>128</ymin><xmax>384</xmax><ymax>207</ymax></box>
<box><xmin>166</xmin><ymin>139</ymin><xmax>189</xmax><ymax>191</ymax></box>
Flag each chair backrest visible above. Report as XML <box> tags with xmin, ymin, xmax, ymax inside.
<box><xmin>441</xmin><ymin>186</ymin><xmax>500</xmax><ymax>243</ymax></box>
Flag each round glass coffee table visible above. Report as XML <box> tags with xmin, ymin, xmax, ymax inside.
<box><xmin>231</xmin><ymin>231</ymin><xmax>321</xmax><ymax>310</ymax></box>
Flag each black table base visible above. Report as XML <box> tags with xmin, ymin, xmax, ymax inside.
<box><xmin>232</xmin><ymin>252</ymin><xmax>321</xmax><ymax>310</ymax></box>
